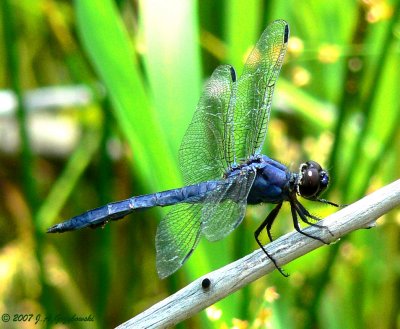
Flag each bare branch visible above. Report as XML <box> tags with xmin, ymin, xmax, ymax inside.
<box><xmin>117</xmin><ymin>179</ymin><xmax>400</xmax><ymax>329</ymax></box>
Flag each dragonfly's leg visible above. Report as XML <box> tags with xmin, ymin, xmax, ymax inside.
<box><xmin>295</xmin><ymin>201</ymin><xmax>321</xmax><ymax>221</ymax></box>
<box><xmin>255</xmin><ymin>203</ymin><xmax>282</xmax><ymax>242</ymax></box>
<box><xmin>315</xmin><ymin>198</ymin><xmax>341</xmax><ymax>207</ymax></box>
<box><xmin>295</xmin><ymin>201</ymin><xmax>333</xmax><ymax>237</ymax></box>
<box><xmin>254</xmin><ymin>203</ymin><xmax>288</xmax><ymax>277</ymax></box>
<box><xmin>265</xmin><ymin>203</ymin><xmax>283</xmax><ymax>242</ymax></box>
<box><xmin>289</xmin><ymin>201</ymin><xmax>329</xmax><ymax>245</ymax></box>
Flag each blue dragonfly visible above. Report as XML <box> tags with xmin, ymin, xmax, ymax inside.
<box><xmin>48</xmin><ymin>20</ymin><xmax>338</xmax><ymax>278</ymax></box>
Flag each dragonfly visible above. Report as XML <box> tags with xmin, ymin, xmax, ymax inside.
<box><xmin>48</xmin><ymin>20</ymin><xmax>338</xmax><ymax>278</ymax></box>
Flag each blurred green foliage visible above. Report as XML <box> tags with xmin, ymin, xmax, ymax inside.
<box><xmin>0</xmin><ymin>0</ymin><xmax>399</xmax><ymax>328</ymax></box>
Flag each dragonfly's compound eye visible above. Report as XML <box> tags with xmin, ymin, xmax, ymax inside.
<box><xmin>298</xmin><ymin>161</ymin><xmax>329</xmax><ymax>199</ymax></box>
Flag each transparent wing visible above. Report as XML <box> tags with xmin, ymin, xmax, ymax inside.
<box><xmin>156</xmin><ymin>203</ymin><xmax>203</xmax><ymax>279</ymax></box>
<box><xmin>179</xmin><ymin>65</ymin><xmax>236</xmax><ymax>185</ymax></box>
<box><xmin>201</xmin><ymin>167</ymin><xmax>256</xmax><ymax>241</ymax></box>
<box><xmin>234</xmin><ymin>19</ymin><xmax>289</xmax><ymax>160</ymax></box>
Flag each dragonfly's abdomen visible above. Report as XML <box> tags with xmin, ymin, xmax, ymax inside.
<box><xmin>47</xmin><ymin>181</ymin><xmax>219</xmax><ymax>233</ymax></box>
<box><xmin>247</xmin><ymin>157</ymin><xmax>291</xmax><ymax>204</ymax></box>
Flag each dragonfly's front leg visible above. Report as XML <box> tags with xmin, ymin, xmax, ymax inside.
<box><xmin>289</xmin><ymin>200</ymin><xmax>330</xmax><ymax>245</ymax></box>
<box><xmin>294</xmin><ymin>200</ymin><xmax>334</xmax><ymax>237</ymax></box>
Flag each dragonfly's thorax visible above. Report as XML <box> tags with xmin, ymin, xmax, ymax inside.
<box><xmin>246</xmin><ymin>155</ymin><xmax>293</xmax><ymax>205</ymax></box>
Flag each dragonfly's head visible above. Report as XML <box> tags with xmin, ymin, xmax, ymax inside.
<box><xmin>296</xmin><ymin>161</ymin><xmax>329</xmax><ymax>200</ymax></box>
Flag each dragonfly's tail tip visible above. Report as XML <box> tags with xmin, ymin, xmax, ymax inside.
<box><xmin>47</xmin><ymin>224</ymin><xmax>62</xmax><ymax>233</ymax></box>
